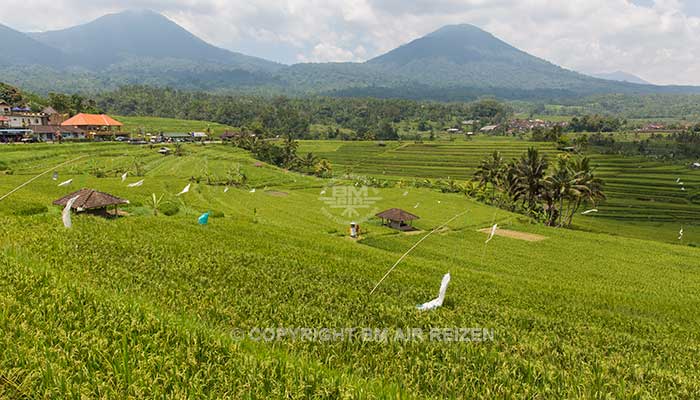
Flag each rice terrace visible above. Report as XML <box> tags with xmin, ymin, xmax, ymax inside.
<box><xmin>2</xmin><ymin>2</ymin><xmax>700</xmax><ymax>399</ymax></box>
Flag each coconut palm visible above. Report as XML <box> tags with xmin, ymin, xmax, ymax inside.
<box><xmin>297</xmin><ymin>152</ymin><xmax>318</xmax><ymax>170</ymax></box>
<box><xmin>543</xmin><ymin>156</ymin><xmax>574</xmax><ymax>226</ymax></box>
<box><xmin>475</xmin><ymin>150</ymin><xmax>505</xmax><ymax>203</ymax></box>
<box><xmin>515</xmin><ymin>147</ymin><xmax>548</xmax><ymax>212</ymax></box>
<box><xmin>563</xmin><ymin>157</ymin><xmax>605</xmax><ymax>226</ymax></box>
<box><xmin>497</xmin><ymin>161</ymin><xmax>523</xmax><ymax>210</ymax></box>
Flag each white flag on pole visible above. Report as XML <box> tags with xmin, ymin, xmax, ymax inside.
<box><xmin>417</xmin><ymin>273</ymin><xmax>451</xmax><ymax>311</ymax></box>
<box><xmin>177</xmin><ymin>183</ymin><xmax>191</xmax><ymax>196</ymax></box>
<box><xmin>485</xmin><ymin>224</ymin><xmax>498</xmax><ymax>243</ymax></box>
<box><xmin>62</xmin><ymin>195</ymin><xmax>80</xmax><ymax>228</ymax></box>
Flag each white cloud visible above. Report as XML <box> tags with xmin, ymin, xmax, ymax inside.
<box><xmin>1</xmin><ymin>0</ymin><xmax>699</xmax><ymax>84</ymax></box>
<box><xmin>298</xmin><ymin>43</ymin><xmax>358</xmax><ymax>63</ymax></box>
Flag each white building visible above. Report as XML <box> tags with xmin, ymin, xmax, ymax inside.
<box><xmin>0</xmin><ymin>101</ymin><xmax>49</xmax><ymax>128</ymax></box>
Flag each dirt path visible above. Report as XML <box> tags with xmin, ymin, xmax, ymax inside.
<box><xmin>478</xmin><ymin>228</ymin><xmax>547</xmax><ymax>242</ymax></box>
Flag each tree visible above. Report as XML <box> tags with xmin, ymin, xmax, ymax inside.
<box><xmin>542</xmin><ymin>156</ymin><xmax>573</xmax><ymax>226</ymax></box>
<box><xmin>297</xmin><ymin>152</ymin><xmax>318</xmax><ymax>171</ymax></box>
<box><xmin>0</xmin><ymin>82</ymin><xmax>24</xmax><ymax>105</ymax></box>
<box><xmin>281</xmin><ymin>135</ymin><xmax>299</xmax><ymax>168</ymax></box>
<box><xmin>314</xmin><ymin>159</ymin><xmax>333</xmax><ymax>178</ymax></box>
<box><xmin>475</xmin><ymin>151</ymin><xmax>505</xmax><ymax>203</ymax></box>
<box><xmin>376</xmin><ymin>121</ymin><xmax>399</xmax><ymax>140</ymax></box>
<box><xmin>563</xmin><ymin>157</ymin><xmax>605</xmax><ymax>226</ymax></box>
<box><xmin>515</xmin><ymin>148</ymin><xmax>548</xmax><ymax>212</ymax></box>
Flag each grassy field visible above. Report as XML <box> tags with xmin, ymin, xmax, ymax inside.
<box><xmin>300</xmin><ymin>137</ymin><xmax>700</xmax><ymax>244</ymax></box>
<box><xmin>115</xmin><ymin>115</ymin><xmax>236</xmax><ymax>136</ymax></box>
<box><xmin>0</xmin><ymin>142</ymin><xmax>699</xmax><ymax>397</ymax></box>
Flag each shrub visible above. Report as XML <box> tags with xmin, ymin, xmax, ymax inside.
<box><xmin>159</xmin><ymin>202</ymin><xmax>180</xmax><ymax>217</ymax></box>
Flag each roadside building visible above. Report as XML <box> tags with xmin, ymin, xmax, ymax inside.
<box><xmin>42</xmin><ymin>106</ymin><xmax>66</xmax><ymax>125</ymax></box>
<box><xmin>191</xmin><ymin>131</ymin><xmax>209</xmax><ymax>141</ymax></box>
<box><xmin>61</xmin><ymin>113</ymin><xmax>123</xmax><ymax>133</ymax></box>
<box><xmin>0</xmin><ymin>104</ymin><xmax>50</xmax><ymax>128</ymax></box>
<box><xmin>0</xmin><ymin>128</ymin><xmax>33</xmax><ymax>142</ymax></box>
<box><xmin>29</xmin><ymin>125</ymin><xmax>87</xmax><ymax>141</ymax></box>
<box><xmin>161</xmin><ymin>132</ymin><xmax>192</xmax><ymax>142</ymax></box>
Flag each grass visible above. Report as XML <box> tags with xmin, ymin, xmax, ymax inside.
<box><xmin>300</xmin><ymin>137</ymin><xmax>700</xmax><ymax>244</ymax></box>
<box><xmin>115</xmin><ymin>115</ymin><xmax>236</xmax><ymax>136</ymax></box>
<box><xmin>0</xmin><ymin>142</ymin><xmax>699</xmax><ymax>397</ymax></box>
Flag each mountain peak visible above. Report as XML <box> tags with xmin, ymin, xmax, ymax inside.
<box><xmin>28</xmin><ymin>10</ymin><xmax>281</xmax><ymax>72</ymax></box>
<box><xmin>425</xmin><ymin>24</ymin><xmax>494</xmax><ymax>38</ymax></box>
<box><xmin>367</xmin><ymin>22</ymin><xmax>535</xmax><ymax>68</ymax></box>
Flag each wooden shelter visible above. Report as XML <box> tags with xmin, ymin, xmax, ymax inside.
<box><xmin>53</xmin><ymin>189</ymin><xmax>129</xmax><ymax>217</ymax></box>
<box><xmin>376</xmin><ymin>208</ymin><xmax>420</xmax><ymax>231</ymax></box>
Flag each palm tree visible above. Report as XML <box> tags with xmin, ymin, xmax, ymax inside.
<box><xmin>496</xmin><ymin>161</ymin><xmax>523</xmax><ymax>210</ymax></box>
<box><xmin>515</xmin><ymin>148</ymin><xmax>548</xmax><ymax>212</ymax></box>
<box><xmin>281</xmin><ymin>135</ymin><xmax>299</xmax><ymax>168</ymax></box>
<box><xmin>297</xmin><ymin>152</ymin><xmax>318</xmax><ymax>170</ymax></box>
<box><xmin>563</xmin><ymin>157</ymin><xmax>605</xmax><ymax>226</ymax></box>
<box><xmin>475</xmin><ymin>151</ymin><xmax>505</xmax><ymax>203</ymax></box>
<box><xmin>543</xmin><ymin>156</ymin><xmax>573</xmax><ymax>226</ymax></box>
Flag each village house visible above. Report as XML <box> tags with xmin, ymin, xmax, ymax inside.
<box><xmin>0</xmin><ymin>101</ymin><xmax>50</xmax><ymax>128</ymax></box>
<box><xmin>61</xmin><ymin>113</ymin><xmax>123</xmax><ymax>132</ymax></box>
<box><xmin>480</xmin><ymin>124</ymin><xmax>500</xmax><ymax>133</ymax></box>
<box><xmin>0</xmin><ymin>100</ymin><xmax>11</xmax><ymax>115</ymax></box>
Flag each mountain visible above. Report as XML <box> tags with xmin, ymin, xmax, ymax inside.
<box><xmin>29</xmin><ymin>9</ymin><xmax>281</xmax><ymax>73</ymax></box>
<box><xmin>589</xmin><ymin>71</ymin><xmax>651</xmax><ymax>85</ymax></box>
<box><xmin>1</xmin><ymin>13</ymin><xmax>699</xmax><ymax>101</ymax></box>
<box><xmin>365</xmin><ymin>24</ymin><xmax>622</xmax><ymax>92</ymax></box>
<box><xmin>0</xmin><ymin>24</ymin><xmax>67</xmax><ymax>66</ymax></box>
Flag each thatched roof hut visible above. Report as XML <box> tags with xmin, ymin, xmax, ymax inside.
<box><xmin>375</xmin><ymin>208</ymin><xmax>419</xmax><ymax>231</ymax></box>
<box><xmin>53</xmin><ymin>189</ymin><xmax>129</xmax><ymax>215</ymax></box>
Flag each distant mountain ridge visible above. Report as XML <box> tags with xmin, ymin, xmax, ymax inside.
<box><xmin>589</xmin><ymin>71</ymin><xmax>651</xmax><ymax>85</ymax></box>
<box><xmin>1</xmin><ymin>10</ymin><xmax>698</xmax><ymax>100</ymax></box>
<box><xmin>0</xmin><ymin>23</ymin><xmax>67</xmax><ymax>66</ymax></box>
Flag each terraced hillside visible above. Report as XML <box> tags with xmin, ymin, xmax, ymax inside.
<box><xmin>299</xmin><ymin>138</ymin><xmax>699</xmax><ymax>243</ymax></box>
<box><xmin>1</xmin><ymin>143</ymin><xmax>699</xmax><ymax>397</ymax></box>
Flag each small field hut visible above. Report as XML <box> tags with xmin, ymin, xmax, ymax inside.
<box><xmin>53</xmin><ymin>189</ymin><xmax>129</xmax><ymax>217</ymax></box>
<box><xmin>376</xmin><ymin>208</ymin><xmax>420</xmax><ymax>231</ymax></box>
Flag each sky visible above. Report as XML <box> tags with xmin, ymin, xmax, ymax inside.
<box><xmin>2</xmin><ymin>0</ymin><xmax>700</xmax><ymax>85</ymax></box>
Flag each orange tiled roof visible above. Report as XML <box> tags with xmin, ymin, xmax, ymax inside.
<box><xmin>61</xmin><ymin>113</ymin><xmax>123</xmax><ymax>127</ymax></box>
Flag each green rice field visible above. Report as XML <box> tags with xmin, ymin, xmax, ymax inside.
<box><xmin>299</xmin><ymin>138</ymin><xmax>700</xmax><ymax>244</ymax></box>
<box><xmin>0</xmin><ymin>142</ymin><xmax>699</xmax><ymax>397</ymax></box>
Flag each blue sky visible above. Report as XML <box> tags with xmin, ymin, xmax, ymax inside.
<box><xmin>2</xmin><ymin>0</ymin><xmax>700</xmax><ymax>85</ymax></box>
